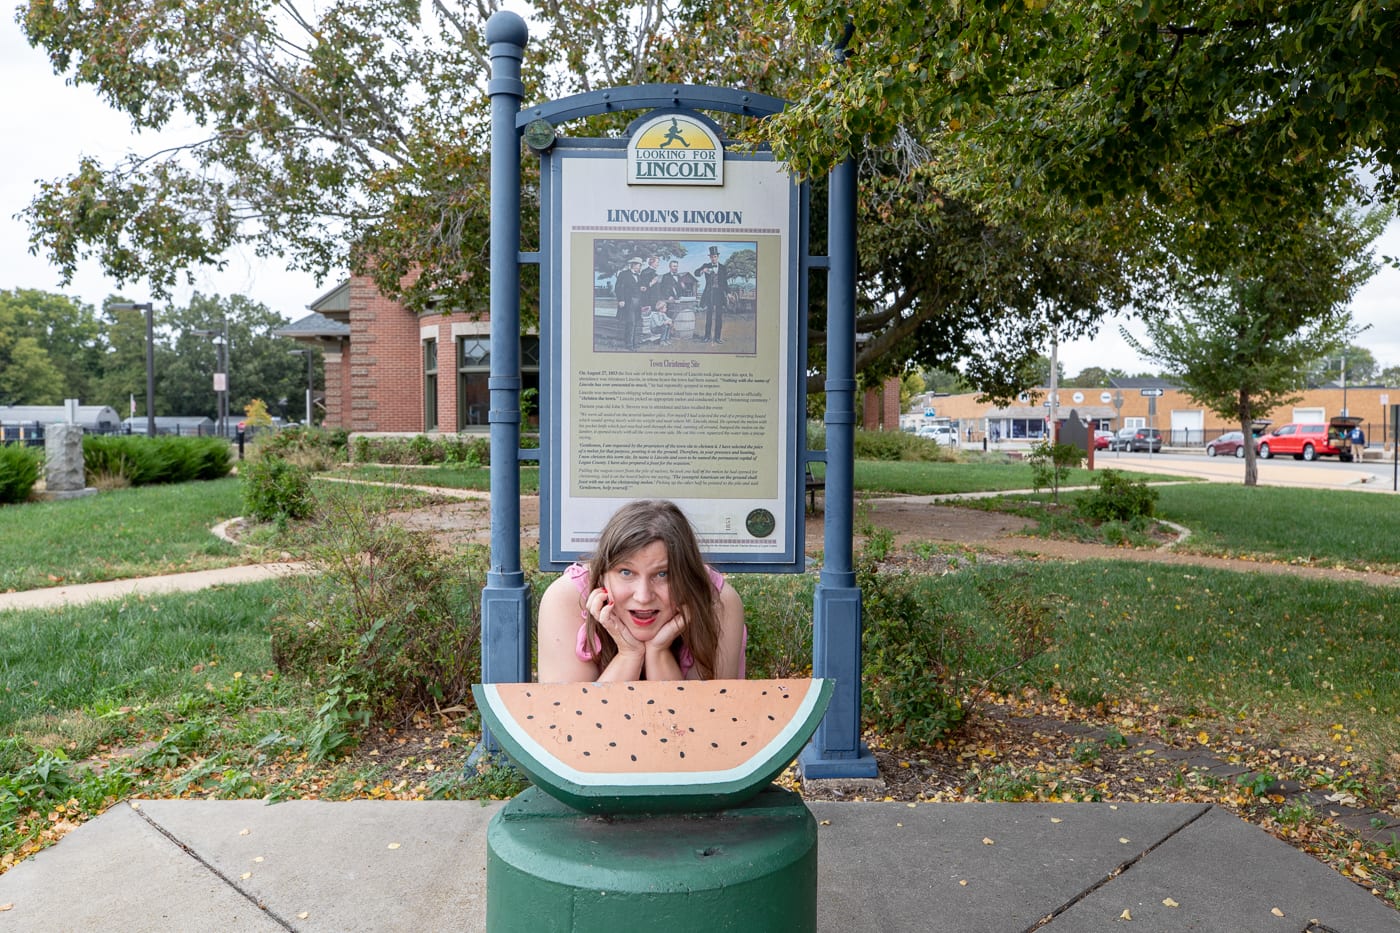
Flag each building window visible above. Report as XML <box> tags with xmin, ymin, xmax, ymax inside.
<box><xmin>424</xmin><ymin>338</ymin><xmax>438</xmax><ymax>432</ymax></box>
<box><xmin>458</xmin><ymin>336</ymin><xmax>540</xmax><ymax>431</ymax></box>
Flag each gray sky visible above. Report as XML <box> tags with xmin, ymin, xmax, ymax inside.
<box><xmin>4</xmin><ymin>20</ymin><xmax>1397</xmax><ymax>375</ymax></box>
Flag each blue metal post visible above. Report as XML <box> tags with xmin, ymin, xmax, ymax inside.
<box><xmin>475</xmin><ymin>10</ymin><xmax>531</xmax><ymax>763</ymax></box>
<box><xmin>800</xmin><ymin>155</ymin><xmax>876</xmax><ymax>779</ymax></box>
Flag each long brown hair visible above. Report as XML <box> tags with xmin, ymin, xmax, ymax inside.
<box><xmin>583</xmin><ymin>500</ymin><xmax>722</xmax><ymax>679</ymax></box>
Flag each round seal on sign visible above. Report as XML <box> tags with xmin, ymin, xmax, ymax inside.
<box><xmin>745</xmin><ymin>509</ymin><xmax>776</xmax><ymax>538</ymax></box>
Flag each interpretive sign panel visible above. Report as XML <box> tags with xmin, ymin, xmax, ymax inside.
<box><xmin>541</xmin><ymin>126</ymin><xmax>801</xmax><ymax>571</ymax></box>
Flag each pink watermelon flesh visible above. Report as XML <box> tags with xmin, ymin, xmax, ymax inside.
<box><xmin>474</xmin><ymin>678</ymin><xmax>832</xmax><ymax>814</ymax></box>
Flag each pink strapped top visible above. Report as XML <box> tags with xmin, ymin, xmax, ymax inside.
<box><xmin>565</xmin><ymin>561</ymin><xmax>744</xmax><ymax>678</ymax></box>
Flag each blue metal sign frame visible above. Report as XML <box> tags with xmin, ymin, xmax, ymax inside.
<box><xmin>481</xmin><ymin>10</ymin><xmax>875</xmax><ymax>778</ymax></box>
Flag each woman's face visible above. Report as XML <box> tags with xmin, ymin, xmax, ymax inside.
<box><xmin>602</xmin><ymin>540</ymin><xmax>677</xmax><ymax>642</ymax></box>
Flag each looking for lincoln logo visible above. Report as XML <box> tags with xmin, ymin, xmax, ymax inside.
<box><xmin>627</xmin><ymin>114</ymin><xmax>725</xmax><ymax>186</ymax></box>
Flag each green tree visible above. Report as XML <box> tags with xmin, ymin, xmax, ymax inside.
<box><xmin>1307</xmin><ymin>343</ymin><xmax>1378</xmax><ymax>387</ymax></box>
<box><xmin>1066</xmin><ymin>366</ymin><xmax>1125</xmax><ymax>388</ymax></box>
<box><xmin>0</xmin><ymin>289</ymin><xmax>105</xmax><ymax>403</ymax></box>
<box><xmin>766</xmin><ymin>1</ymin><xmax>1400</xmax><ymax>204</ymax></box>
<box><xmin>1123</xmin><ymin>199</ymin><xmax>1383</xmax><ymax>486</ymax></box>
<box><xmin>163</xmin><ymin>294</ymin><xmax>312</xmax><ymax>421</ymax></box>
<box><xmin>18</xmin><ymin>0</ymin><xmax>1145</xmax><ymax>403</ymax></box>
<box><xmin>0</xmin><ymin>335</ymin><xmax>65</xmax><ymax>405</ymax></box>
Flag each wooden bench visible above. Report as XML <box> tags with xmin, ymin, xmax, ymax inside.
<box><xmin>805</xmin><ymin>463</ymin><xmax>825</xmax><ymax>512</ymax></box>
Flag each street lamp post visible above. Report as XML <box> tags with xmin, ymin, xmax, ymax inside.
<box><xmin>110</xmin><ymin>302</ymin><xmax>156</xmax><ymax>437</ymax></box>
<box><xmin>288</xmin><ymin>350</ymin><xmax>314</xmax><ymax>426</ymax></box>
<box><xmin>191</xmin><ymin>320</ymin><xmax>230</xmax><ymax>436</ymax></box>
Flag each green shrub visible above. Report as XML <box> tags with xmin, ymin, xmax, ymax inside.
<box><xmin>732</xmin><ymin>572</ymin><xmax>815</xmax><ymax>678</ymax></box>
<box><xmin>256</xmin><ymin>426</ymin><xmax>347</xmax><ymax>470</ymax></box>
<box><xmin>350</xmin><ymin>434</ymin><xmax>490</xmax><ymax>466</ymax></box>
<box><xmin>271</xmin><ymin>490</ymin><xmax>485</xmax><ymax>745</ymax></box>
<box><xmin>241</xmin><ymin>455</ymin><xmax>314</xmax><ymax>523</ymax></box>
<box><xmin>1075</xmin><ymin>469</ymin><xmax>1159</xmax><ymax>523</ymax></box>
<box><xmin>82</xmin><ymin>435</ymin><xmax>232</xmax><ymax>486</ymax></box>
<box><xmin>0</xmin><ymin>445</ymin><xmax>42</xmax><ymax>504</ymax></box>
<box><xmin>858</xmin><ymin>548</ymin><xmax>1061</xmax><ymax>747</ymax></box>
<box><xmin>1025</xmin><ymin>441</ymin><xmax>1083</xmax><ymax>502</ymax></box>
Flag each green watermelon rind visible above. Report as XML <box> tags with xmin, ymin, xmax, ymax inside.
<box><xmin>474</xmin><ymin>679</ymin><xmax>833</xmax><ymax>814</ymax></box>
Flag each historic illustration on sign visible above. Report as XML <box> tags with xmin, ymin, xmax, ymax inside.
<box><xmin>591</xmin><ymin>240</ymin><xmax>758</xmax><ymax>355</ymax></box>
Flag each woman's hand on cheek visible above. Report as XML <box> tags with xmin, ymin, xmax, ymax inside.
<box><xmin>591</xmin><ymin>588</ymin><xmax>645</xmax><ymax>656</ymax></box>
<box><xmin>649</xmin><ymin>614</ymin><xmax>687</xmax><ymax>653</ymax></box>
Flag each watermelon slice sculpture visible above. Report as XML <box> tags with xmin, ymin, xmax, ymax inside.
<box><xmin>474</xmin><ymin>678</ymin><xmax>833</xmax><ymax>814</ymax></box>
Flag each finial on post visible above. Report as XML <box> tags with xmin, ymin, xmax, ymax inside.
<box><xmin>485</xmin><ymin>9</ymin><xmax>528</xmax><ymax>49</ymax></box>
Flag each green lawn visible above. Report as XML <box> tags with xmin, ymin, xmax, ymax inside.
<box><xmin>0</xmin><ymin>478</ymin><xmax>247</xmax><ymax>592</ymax></box>
<box><xmin>1</xmin><ymin>462</ymin><xmax>1397</xmax><ymax>899</ymax></box>
<box><xmin>1151</xmin><ymin>484</ymin><xmax>1400</xmax><ymax>569</ymax></box>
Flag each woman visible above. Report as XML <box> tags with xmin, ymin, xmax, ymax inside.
<box><xmin>537</xmin><ymin>500</ymin><xmax>746</xmax><ymax>683</ymax></box>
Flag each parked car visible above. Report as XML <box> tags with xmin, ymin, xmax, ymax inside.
<box><xmin>1108</xmin><ymin>427</ymin><xmax>1162</xmax><ymax>452</ymax></box>
<box><xmin>1205</xmin><ymin>431</ymin><xmax>1252</xmax><ymax>458</ymax></box>
<box><xmin>1255</xmin><ymin>423</ymin><xmax>1346</xmax><ymax>462</ymax></box>
<box><xmin>917</xmin><ymin>424</ymin><xmax>958</xmax><ymax>445</ymax></box>
<box><xmin>1093</xmin><ymin>430</ymin><xmax>1113</xmax><ymax>450</ymax></box>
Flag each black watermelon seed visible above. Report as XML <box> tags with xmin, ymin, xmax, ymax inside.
<box><xmin>566</xmin><ymin>734</ymin><xmax>573</xmax><ymax>741</ymax></box>
<box><xmin>688</xmin><ymin>727</ymin><xmax>695</xmax><ymax>732</ymax></box>
<box><xmin>709</xmin><ymin>708</ymin><xmax>716</xmax><ymax>713</ymax></box>
<box><xmin>641</xmin><ymin>729</ymin><xmax>648</xmax><ymax>735</ymax></box>
<box><xmin>731</xmin><ymin>717</ymin><xmax>738</xmax><ymax>722</ymax></box>
<box><xmin>741</xmin><ymin>741</ymin><xmax>748</xmax><ymax>746</ymax></box>
<box><xmin>630</xmin><ymin>754</ymin><xmax>637</xmax><ymax>761</ymax></box>
<box><xmin>601</xmin><ymin>698</ymin><xmax>608</xmax><ymax>704</ymax></box>
<box><xmin>625</xmin><ymin>713</ymin><xmax>632</xmax><ymax>720</ymax></box>
<box><xmin>646</xmin><ymin>699</ymin><xmax>655</xmax><ymax>705</ymax></box>
<box><xmin>660</xmin><ymin>738</ymin><xmax>668</xmax><ymax>743</ymax></box>
<box><xmin>576</xmin><ymin>709</ymin><xmax>583</xmax><ymax>715</ymax></box>
<box><xmin>609</xmin><ymin>741</ymin><xmax>617</xmax><ymax>747</ymax></box>
<box><xmin>768</xmin><ymin>714</ymin><xmax>775</xmax><ymax>720</ymax></box>
<box><xmin>719</xmin><ymin>688</ymin><xmax>727</xmax><ymax>694</ymax></box>
<box><xmin>667</xmin><ymin>708</ymin><xmax>675</xmax><ymax>714</ymax></box>
<box><xmin>549</xmin><ymin>724</ymin><xmax>557</xmax><ymax>730</ymax></box>
<box><xmin>596</xmin><ymin>722</ymin><xmax>603</xmax><ymax>728</ymax></box>
<box><xmin>627</xmin><ymin>685</ymin><xmax>635</xmax><ymax>691</ymax></box>
<box><xmin>526</xmin><ymin>714</ymin><xmax>534</xmax><ymax>720</ymax></box>
<box><xmin>581</xmin><ymin>687</ymin><xmax>588</xmax><ymax>693</ymax></box>
<box><xmin>676</xmin><ymin>685</ymin><xmax>685</xmax><ymax>691</ymax></box>
<box><xmin>710</xmin><ymin>742</ymin><xmax>719</xmax><ymax>748</ymax></box>
<box><xmin>583</xmin><ymin>751</ymin><xmax>590</xmax><ymax>756</ymax></box>
<box><xmin>679</xmin><ymin>751</ymin><xmax>686</xmax><ymax>758</ymax></box>
<box><xmin>761</xmin><ymin>690</ymin><xmax>768</xmax><ymax>695</ymax></box>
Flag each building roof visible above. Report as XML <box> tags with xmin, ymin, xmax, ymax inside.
<box><xmin>1107</xmin><ymin>376</ymin><xmax>1179</xmax><ymax>390</ymax></box>
<box><xmin>307</xmin><ymin>280</ymin><xmax>350</xmax><ymax>319</ymax></box>
<box><xmin>0</xmin><ymin>405</ymin><xmax>122</xmax><ymax>425</ymax></box>
<box><xmin>274</xmin><ymin>312</ymin><xmax>351</xmax><ymax>339</ymax></box>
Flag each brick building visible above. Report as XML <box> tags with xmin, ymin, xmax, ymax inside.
<box><xmin>278</xmin><ymin>276</ymin><xmax>540</xmax><ymax>434</ymax></box>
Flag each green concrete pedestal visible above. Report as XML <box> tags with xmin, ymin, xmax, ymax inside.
<box><xmin>486</xmin><ymin>785</ymin><xmax>818</xmax><ymax>932</ymax></box>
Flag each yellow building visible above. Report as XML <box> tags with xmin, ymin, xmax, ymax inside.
<box><xmin>909</xmin><ymin>383</ymin><xmax>1399</xmax><ymax>450</ymax></box>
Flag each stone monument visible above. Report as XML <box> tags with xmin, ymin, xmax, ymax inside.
<box><xmin>43</xmin><ymin>422</ymin><xmax>97</xmax><ymax>500</ymax></box>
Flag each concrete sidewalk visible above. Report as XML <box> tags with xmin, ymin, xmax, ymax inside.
<box><xmin>1</xmin><ymin>798</ymin><xmax>1395</xmax><ymax>931</ymax></box>
<box><xmin>0</xmin><ymin>562</ymin><xmax>311</xmax><ymax>613</ymax></box>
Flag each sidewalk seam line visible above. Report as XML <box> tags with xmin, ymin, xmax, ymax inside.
<box><xmin>131</xmin><ymin>806</ymin><xmax>298</xmax><ymax>931</ymax></box>
<box><xmin>1022</xmin><ymin>803</ymin><xmax>1214</xmax><ymax>931</ymax></box>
